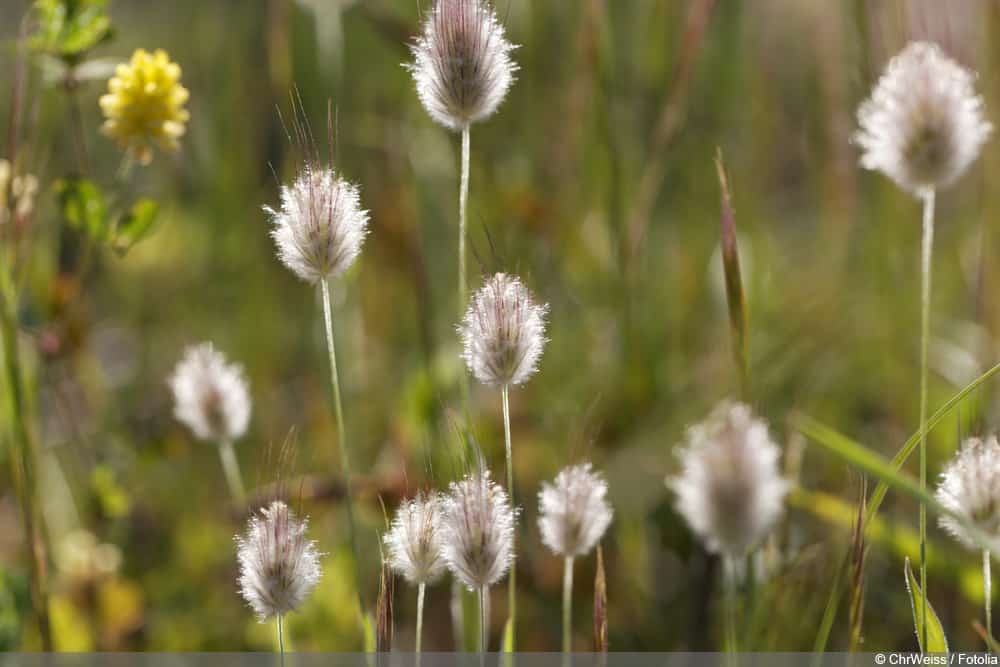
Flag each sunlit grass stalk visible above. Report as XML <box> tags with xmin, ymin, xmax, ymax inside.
<box><xmin>218</xmin><ymin>439</ymin><xmax>246</xmax><ymax>504</ymax></box>
<box><xmin>722</xmin><ymin>557</ymin><xmax>738</xmax><ymax>664</ymax></box>
<box><xmin>320</xmin><ymin>277</ymin><xmax>366</xmax><ymax>624</ymax></box>
<box><xmin>0</xmin><ymin>267</ymin><xmax>52</xmax><ymax>651</ymax></box>
<box><xmin>277</xmin><ymin>614</ymin><xmax>285</xmax><ymax>666</ymax></box>
<box><xmin>416</xmin><ymin>582</ymin><xmax>426</xmax><ymax>655</ymax></box>
<box><xmin>501</xmin><ymin>383</ymin><xmax>516</xmax><ymax>643</ymax></box>
<box><xmin>985</xmin><ymin>550</ymin><xmax>993</xmax><ymax>647</ymax></box>
<box><xmin>459</xmin><ymin>126</ymin><xmax>470</xmax><ymax>312</ymax></box>
<box><xmin>562</xmin><ymin>556</ymin><xmax>574</xmax><ymax>653</ymax></box>
<box><xmin>918</xmin><ymin>187</ymin><xmax>935</xmax><ymax>651</ymax></box>
<box><xmin>480</xmin><ymin>585</ymin><xmax>489</xmax><ymax>658</ymax></box>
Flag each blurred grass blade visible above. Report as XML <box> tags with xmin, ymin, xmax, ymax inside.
<box><xmin>973</xmin><ymin>620</ymin><xmax>1000</xmax><ymax>652</ymax></box>
<box><xmin>867</xmin><ymin>361</ymin><xmax>1000</xmax><ymax>525</ymax></box>
<box><xmin>714</xmin><ymin>148</ymin><xmax>749</xmax><ymax>398</ymax></box>
<box><xmin>848</xmin><ymin>482</ymin><xmax>868</xmax><ymax>652</ymax></box>
<box><xmin>376</xmin><ymin>559</ymin><xmax>393</xmax><ymax>652</ymax></box>
<box><xmin>594</xmin><ymin>545</ymin><xmax>608</xmax><ymax>653</ymax></box>
<box><xmin>905</xmin><ymin>557</ymin><xmax>948</xmax><ymax>654</ymax></box>
<box><xmin>363</xmin><ymin>610</ymin><xmax>376</xmax><ymax>654</ymax></box>
<box><xmin>502</xmin><ymin>618</ymin><xmax>513</xmax><ymax>653</ymax></box>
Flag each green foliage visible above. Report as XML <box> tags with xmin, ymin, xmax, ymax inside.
<box><xmin>905</xmin><ymin>558</ymin><xmax>949</xmax><ymax>654</ymax></box>
<box><xmin>31</xmin><ymin>0</ymin><xmax>114</xmax><ymax>62</ymax></box>
<box><xmin>55</xmin><ymin>178</ymin><xmax>159</xmax><ymax>252</ymax></box>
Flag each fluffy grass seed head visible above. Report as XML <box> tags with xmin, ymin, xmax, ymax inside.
<box><xmin>855</xmin><ymin>41</ymin><xmax>992</xmax><ymax>195</ymax></box>
<box><xmin>168</xmin><ymin>342</ymin><xmax>251</xmax><ymax>443</ymax></box>
<box><xmin>936</xmin><ymin>435</ymin><xmax>1000</xmax><ymax>551</ymax></box>
<box><xmin>668</xmin><ymin>401</ymin><xmax>789</xmax><ymax>560</ymax></box>
<box><xmin>460</xmin><ymin>272</ymin><xmax>548</xmax><ymax>387</ymax></box>
<box><xmin>235</xmin><ymin>500</ymin><xmax>322</xmax><ymax>621</ymax></box>
<box><xmin>265</xmin><ymin>165</ymin><xmax>369</xmax><ymax>285</ymax></box>
<box><xmin>407</xmin><ymin>0</ymin><xmax>518</xmax><ymax>131</ymax></box>
<box><xmin>99</xmin><ymin>48</ymin><xmax>190</xmax><ymax>164</ymax></box>
<box><xmin>538</xmin><ymin>462</ymin><xmax>613</xmax><ymax>558</ymax></box>
<box><xmin>384</xmin><ymin>491</ymin><xmax>447</xmax><ymax>586</ymax></box>
<box><xmin>441</xmin><ymin>469</ymin><xmax>516</xmax><ymax>591</ymax></box>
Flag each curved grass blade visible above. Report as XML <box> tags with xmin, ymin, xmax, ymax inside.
<box><xmin>904</xmin><ymin>557</ymin><xmax>948</xmax><ymax>653</ymax></box>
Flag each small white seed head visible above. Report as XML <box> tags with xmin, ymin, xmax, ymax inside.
<box><xmin>460</xmin><ymin>272</ymin><xmax>548</xmax><ymax>387</ymax></box>
<box><xmin>855</xmin><ymin>41</ymin><xmax>992</xmax><ymax>195</ymax></box>
<box><xmin>407</xmin><ymin>0</ymin><xmax>518</xmax><ymax>131</ymax></box>
<box><xmin>265</xmin><ymin>166</ymin><xmax>369</xmax><ymax>285</ymax></box>
<box><xmin>384</xmin><ymin>491</ymin><xmax>447</xmax><ymax>586</ymax></box>
<box><xmin>168</xmin><ymin>342</ymin><xmax>251</xmax><ymax>443</ymax></box>
<box><xmin>538</xmin><ymin>462</ymin><xmax>613</xmax><ymax>558</ymax></box>
<box><xmin>668</xmin><ymin>401</ymin><xmax>789</xmax><ymax>560</ymax></box>
<box><xmin>235</xmin><ymin>500</ymin><xmax>323</xmax><ymax>621</ymax></box>
<box><xmin>441</xmin><ymin>469</ymin><xmax>516</xmax><ymax>591</ymax></box>
<box><xmin>936</xmin><ymin>435</ymin><xmax>1000</xmax><ymax>551</ymax></box>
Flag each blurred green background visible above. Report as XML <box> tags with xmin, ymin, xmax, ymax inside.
<box><xmin>2</xmin><ymin>0</ymin><xmax>1000</xmax><ymax>653</ymax></box>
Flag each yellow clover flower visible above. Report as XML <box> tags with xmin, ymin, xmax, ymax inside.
<box><xmin>99</xmin><ymin>49</ymin><xmax>190</xmax><ymax>164</ymax></box>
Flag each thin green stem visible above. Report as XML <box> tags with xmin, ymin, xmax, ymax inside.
<box><xmin>0</xmin><ymin>267</ymin><xmax>51</xmax><ymax>650</ymax></box>
<box><xmin>218</xmin><ymin>439</ymin><xmax>246</xmax><ymax>504</ymax></box>
<box><xmin>502</xmin><ymin>384</ymin><xmax>515</xmax><ymax>648</ymax></box>
<box><xmin>986</xmin><ymin>550</ymin><xmax>993</xmax><ymax>650</ymax></box>
<box><xmin>480</xmin><ymin>585</ymin><xmax>489</xmax><ymax>658</ymax></box>
<box><xmin>562</xmin><ymin>556</ymin><xmax>574</xmax><ymax>653</ymax></box>
<box><xmin>459</xmin><ymin>125</ymin><xmax>470</xmax><ymax>312</ymax></box>
<box><xmin>320</xmin><ymin>278</ymin><xmax>367</xmax><ymax>626</ymax></box>
<box><xmin>416</xmin><ymin>582</ymin><xmax>426</xmax><ymax>655</ymax></box>
<box><xmin>277</xmin><ymin>614</ymin><xmax>285</xmax><ymax>666</ymax></box>
<box><xmin>919</xmin><ymin>188</ymin><xmax>936</xmax><ymax>652</ymax></box>
<box><xmin>722</xmin><ymin>557</ymin><xmax>738</xmax><ymax>666</ymax></box>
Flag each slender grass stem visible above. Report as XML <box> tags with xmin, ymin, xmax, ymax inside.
<box><xmin>501</xmin><ymin>384</ymin><xmax>515</xmax><ymax>647</ymax></box>
<box><xmin>986</xmin><ymin>550</ymin><xmax>993</xmax><ymax>650</ymax></box>
<box><xmin>480</xmin><ymin>585</ymin><xmax>490</xmax><ymax>659</ymax></box>
<box><xmin>416</xmin><ymin>582</ymin><xmax>426</xmax><ymax>655</ymax></box>
<box><xmin>459</xmin><ymin>126</ymin><xmax>470</xmax><ymax>312</ymax></box>
<box><xmin>918</xmin><ymin>188</ymin><xmax>936</xmax><ymax>652</ymax></box>
<box><xmin>722</xmin><ymin>557</ymin><xmax>738</xmax><ymax>666</ymax></box>
<box><xmin>562</xmin><ymin>556</ymin><xmax>574</xmax><ymax>653</ymax></box>
<box><xmin>0</xmin><ymin>268</ymin><xmax>51</xmax><ymax>651</ymax></box>
<box><xmin>320</xmin><ymin>278</ymin><xmax>367</xmax><ymax>627</ymax></box>
<box><xmin>277</xmin><ymin>614</ymin><xmax>285</xmax><ymax>666</ymax></box>
<box><xmin>218</xmin><ymin>439</ymin><xmax>246</xmax><ymax>504</ymax></box>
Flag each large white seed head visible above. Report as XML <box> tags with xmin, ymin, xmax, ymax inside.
<box><xmin>384</xmin><ymin>491</ymin><xmax>448</xmax><ymax>586</ymax></box>
<box><xmin>235</xmin><ymin>501</ymin><xmax>323</xmax><ymax>621</ymax></box>
<box><xmin>168</xmin><ymin>342</ymin><xmax>251</xmax><ymax>443</ymax></box>
<box><xmin>538</xmin><ymin>462</ymin><xmax>613</xmax><ymax>558</ymax></box>
<box><xmin>668</xmin><ymin>401</ymin><xmax>789</xmax><ymax>560</ymax></box>
<box><xmin>460</xmin><ymin>272</ymin><xmax>548</xmax><ymax>387</ymax></box>
<box><xmin>407</xmin><ymin>0</ymin><xmax>518</xmax><ymax>131</ymax></box>
<box><xmin>936</xmin><ymin>435</ymin><xmax>1000</xmax><ymax>551</ymax></box>
<box><xmin>855</xmin><ymin>41</ymin><xmax>992</xmax><ymax>195</ymax></box>
<box><xmin>441</xmin><ymin>469</ymin><xmax>516</xmax><ymax>591</ymax></box>
<box><xmin>265</xmin><ymin>166</ymin><xmax>369</xmax><ymax>285</ymax></box>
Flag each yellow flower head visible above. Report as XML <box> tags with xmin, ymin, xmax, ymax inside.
<box><xmin>99</xmin><ymin>49</ymin><xmax>190</xmax><ymax>164</ymax></box>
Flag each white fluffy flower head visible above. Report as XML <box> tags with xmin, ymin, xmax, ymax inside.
<box><xmin>460</xmin><ymin>273</ymin><xmax>548</xmax><ymax>387</ymax></box>
<box><xmin>384</xmin><ymin>491</ymin><xmax>447</xmax><ymax>586</ymax></box>
<box><xmin>235</xmin><ymin>500</ymin><xmax>322</xmax><ymax>621</ymax></box>
<box><xmin>538</xmin><ymin>462</ymin><xmax>613</xmax><ymax>558</ymax></box>
<box><xmin>407</xmin><ymin>0</ymin><xmax>518</xmax><ymax>131</ymax></box>
<box><xmin>441</xmin><ymin>469</ymin><xmax>516</xmax><ymax>591</ymax></box>
<box><xmin>936</xmin><ymin>435</ymin><xmax>1000</xmax><ymax>551</ymax></box>
<box><xmin>668</xmin><ymin>401</ymin><xmax>789</xmax><ymax>560</ymax></box>
<box><xmin>856</xmin><ymin>41</ymin><xmax>992</xmax><ymax>194</ymax></box>
<box><xmin>265</xmin><ymin>166</ymin><xmax>369</xmax><ymax>284</ymax></box>
<box><xmin>168</xmin><ymin>342</ymin><xmax>251</xmax><ymax>443</ymax></box>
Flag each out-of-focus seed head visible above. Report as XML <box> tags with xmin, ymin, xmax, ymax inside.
<box><xmin>668</xmin><ymin>401</ymin><xmax>789</xmax><ymax>560</ymax></box>
<box><xmin>407</xmin><ymin>0</ymin><xmax>518</xmax><ymax>131</ymax></box>
<box><xmin>235</xmin><ymin>500</ymin><xmax>322</xmax><ymax>621</ymax></box>
<box><xmin>538</xmin><ymin>462</ymin><xmax>613</xmax><ymax>558</ymax></box>
<box><xmin>265</xmin><ymin>166</ymin><xmax>369</xmax><ymax>285</ymax></box>
<box><xmin>459</xmin><ymin>272</ymin><xmax>548</xmax><ymax>387</ymax></box>
<box><xmin>384</xmin><ymin>491</ymin><xmax>447</xmax><ymax>586</ymax></box>
<box><xmin>936</xmin><ymin>435</ymin><xmax>1000</xmax><ymax>551</ymax></box>
<box><xmin>168</xmin><ymin>342</ymin><xmax>251</xmax><ymax>443</ymax></box>
<box><xmin>855</xmin><ymin>41</ymin><xmax>992</xmax><ymax>194</ymax></box>
<box><xmin>441</xmin><ymin>469</ymin><xmax>516</xmax><ymax>591</ymax></box>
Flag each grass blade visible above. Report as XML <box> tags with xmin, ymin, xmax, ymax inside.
<box><xmin>714</xmin><ymin>148</ymin><xmax>749</xmax><ymax>398</ymax></box>
<box><xmin>594</xmin><ymin>545</ymin><xmax>608</xmax><ymax>653</ymax></box>
<box><xmin>904</xmin><ymin>557</ymin><xmax>948</xmax><ymax>653</ymax></box>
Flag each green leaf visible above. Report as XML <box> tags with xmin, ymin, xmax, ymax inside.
<box><xmin>904</xmin><ymin>557</ymin><xmax>948</xmax><ymax>654</ymax></box>
<box><xmin>55</xmin><ymin>178</ymin><xmax>109</xmax><ymax>241</ymax></box>
<box><xmin>31</xmin><ymin>0</ymin><xmax>114</xmax><ymax>61</ymax></box>
<box><xmin>112</xmin><ymin>199</ymin><xmax>159</xmax><ymax>254</ymax></box>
